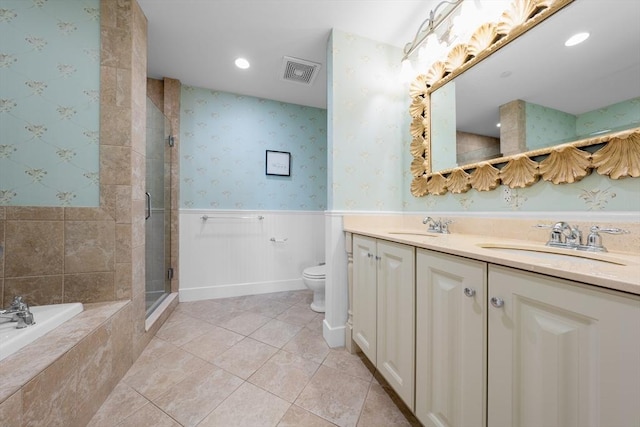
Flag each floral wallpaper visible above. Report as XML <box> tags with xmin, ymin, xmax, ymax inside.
<box><xmin>0</xmin><ymin>0</ymin><xmax>100</xmax><ymax>206</ymax></box>
<box><xmin>180</xmin><ymin>86</ymin><xmax>327</xmax><ymax>210</ymax></box>
<box><xmin>328</xmin><ymin>29</ymin><xmax>408</xmax><ymax>211</ymax></box>
<box><xmin>576</xmin><ymin>97</ymin><xmax>640</xmax><ymax>137</ymax></box>
<box><xmin>327</xmin><ymin>30</ymin><xmax>639</xmax><ymax>213</ymax></box>
<box><xmin>525</xmin><ymin>97</ymin><xmax>640</xmax><ymax>149</ymax></box>
<box><xmin>525</xmin><ymin>102</ymin><xmax>576</xmax><ymax>150</ymax></box>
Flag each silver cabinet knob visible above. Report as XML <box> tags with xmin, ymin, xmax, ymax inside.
<box><xmin>490</xmin><ymin>297</ymin><xmax>504</xmax><ymax>308</ymax></box>
<box><xmin>463</xmin><ymin>287</ymin><xmax>476</xmax><ymax>297</ymax></box>
<box><xmin>367</xmin><ymin>253</ymin><xmax>373</xmax><ymax>258</ymax></box>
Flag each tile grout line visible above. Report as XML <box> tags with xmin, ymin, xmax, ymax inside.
<box><xmin>104</xmin><ymin>291</ymin><xmax>400</xmax><ymax>426</ymax></box>
<box><xmin>152</xmin><ymin>295</ymin><xmax>314</xmax><ymax>425</ymax></box>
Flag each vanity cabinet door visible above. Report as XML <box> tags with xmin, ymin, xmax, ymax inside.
<box><xmin>376</xmin><ymin>240</ymin><xmax>415</xmax><ymax>410</ymax></box>
<box><xmin>352</xmin><ymin>235</ymin><xmax>378</xmax><ymax>364</ymax></box>
<box><xmin>487</xmin><ymin>265</ymin><xmax>640</xmax><ymax>427</ymax></box>
<box><xmin>416</xmin><ymin>250</ymin><xmax>487</xmax><ymax>427</ymax></box>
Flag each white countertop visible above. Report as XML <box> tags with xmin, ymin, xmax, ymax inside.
<box><xmin>344</xmin><ymin>223</ymin><xmax>640</xmax><ymax>296</ymax></box>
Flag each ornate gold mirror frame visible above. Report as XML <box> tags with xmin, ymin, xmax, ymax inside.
<box><xmin>409</xmin><ymin>0</ymin><xmax>640</xmax><ymax>196</ymax></box>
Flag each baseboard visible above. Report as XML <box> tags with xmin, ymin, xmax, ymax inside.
<box><xmin>179</xmin><ymin>278</ymin><xmax>306</xmax><ymax>302</ymax></box>
<box><xmin>323</xmin><ymin>318</ymin><xmax>346</xmax><ymax>348</ymax></box>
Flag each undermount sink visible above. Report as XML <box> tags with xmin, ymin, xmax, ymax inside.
<box><xmin>387</xmin><ymin>230</ymin><xmax>440</xmax><ymax>237</ymax></box>
<box><xmin>477</xmin><ymin>243</ymin><xmax>629</xmax><ymax>266</ymax></box>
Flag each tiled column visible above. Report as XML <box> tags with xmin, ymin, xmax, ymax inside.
<box><xmin>499</xmin><ymin>99</ymin><xmax>527</xmax><ymax>156</ymax></box>
<box><xmin>128</xmin><ymin>0</ymin><xmax>151</xmax><ymax>358</ymax></box>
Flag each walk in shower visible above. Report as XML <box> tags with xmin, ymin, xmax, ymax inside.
<box><xmin>145</xmin><ymin>97</ymin><xmax>172</xmax><ymax>315</ymax></box>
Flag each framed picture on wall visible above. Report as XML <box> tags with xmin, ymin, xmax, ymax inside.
<box><xmin>266</xmin><ymin>150</ymin><xmax>291</xmax><ymax>176</ymax></box>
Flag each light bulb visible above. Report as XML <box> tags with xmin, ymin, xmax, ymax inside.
<box><xmin>565</xmin><ymin>32</ymin><xmax>589</xmax><ymax>47</ymax></box>
<box><xmin>234</xmin><ymin>57</ymin><xmax>250</xmax><ymax>69</ymax></box>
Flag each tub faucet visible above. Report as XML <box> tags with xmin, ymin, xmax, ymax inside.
<box><xmin>0</xmin><ymin>296</ymin><xmax>35</xmax><ymax>329</ymax></box>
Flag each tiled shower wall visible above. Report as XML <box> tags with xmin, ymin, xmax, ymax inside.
<box><xmin>0</xmin><ymin>0</ymin><xmax>180</xmax><ymax>356</ymax></box>
<box><xmin>0</xmin><ymin>2</ymin><xmax>182</xmax><ymax>424</ymax></box>
<box><xmin>0</xmin><ymin>0</ymin><xmax>147</xmax><ymax>424</ymax></box>
<box><xmin>0</xmin><ymin>206</ymin><xmax>120</xmax><ymax>307</ymax></box>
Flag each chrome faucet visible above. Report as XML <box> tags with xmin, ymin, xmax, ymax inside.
<box><xmin>555</xmin><ymin>221</ymin><xmax>582</xmax><ymax>247</ymax></box>
<box><xmin>0</xmin><ymin>296</ymin><xmax>35</xmax><ymax>329</ymax></box>
<box><xmin>535</xmin><ymin>222</ymin><xmax>628</xmax><ymax>252</ymax></box>
<box><xmin>535</xmin><ymin>221</ymin><xmax>584</xmax><ymax>248</ymax></box>
<box><xmin>422</xmin><ymin>216</ymin><xmax>452</xmax><ymax>234</ymax></box>
<box><xmin>583</xmin><ymin>226</ymin><xmax>630</xmax><ymax>252</ymax></box>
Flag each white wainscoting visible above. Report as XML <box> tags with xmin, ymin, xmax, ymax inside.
<box><xmin>323</xmin><ymin>212</ymin><xmax>348</xmax><ymax>348</ymax></box>
<box><xmin>179</xmin><ymin>210</ymin><xmax>325</xmax><ymax>302</ymax></box>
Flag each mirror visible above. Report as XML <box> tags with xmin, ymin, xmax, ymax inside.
<box><xmin>409</xmin><ymin>0</ymin><xmax>640</xmax><ymax>196</ymax></box>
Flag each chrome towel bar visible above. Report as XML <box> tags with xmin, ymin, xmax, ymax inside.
<box><xmin>201</xmin><ymin>215</ymin><xmax>265</xmax><ymax>221</ymax></box>
<box><xmin>270</xmin><ymin>237</ymin><xmax>288</xmax><ymax>243</ymax></box>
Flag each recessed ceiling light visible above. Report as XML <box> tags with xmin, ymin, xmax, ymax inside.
<box><xmin>565</xmin><ymin>32</ymin><xmax>589</xmax><ymax>47</ymax></box>
<box><xmin>235</xmin><ymin>57</ymin><xmax>250</xmax><ymax>69</ymax></box>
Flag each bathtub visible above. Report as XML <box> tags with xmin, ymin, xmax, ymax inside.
<box><xmin>0</xmin><ymin>302</ymin><xmax>84</xmax><ymax>362</ymax></box>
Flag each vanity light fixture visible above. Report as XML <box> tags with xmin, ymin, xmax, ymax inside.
<box><xmin>564</xmin><ymin>32</ymin><xmax>589</xmax><ymax>47</ymax></box>
<box><xmin>400</xmin><ymin>0</ymin><xmax>463</xmax><ymax>82</ymax></box>
<box><xmin>234</xmin><ymin>57</ymin><xmax>250</xmax><ymax>69</ymax></box>
<box><xmin>400</xmin><ymin>0</ymin><xmax>512</xmax><ymax>82</ymax></box>
<box><xmin>451</xmin><ymin>0</ymin><xmax>511</xmax><ymax>45</ymax></box>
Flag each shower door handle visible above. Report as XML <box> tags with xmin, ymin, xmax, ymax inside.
<box><xmin>145</xmin><ymin>192</ymin><xmax>151</xmax><ymax>220</ymax></box>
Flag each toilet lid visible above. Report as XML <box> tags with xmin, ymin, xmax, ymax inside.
<box><xmin>304</xmin><ymin>265</ymin><xmax>326</xmax><ymax>278</ymax></box>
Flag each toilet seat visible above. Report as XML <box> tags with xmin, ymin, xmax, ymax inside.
<box><xmin>303</xmin><ymin>265</ymin><xmax>326</xmax><ymax>279</ymax></box>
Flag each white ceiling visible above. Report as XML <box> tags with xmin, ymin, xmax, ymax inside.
<box><xmin>137</xmin><ymin>0</ymin><xmax>438</xmax><ymax>109</ymax></box>
<box><xmin>137</xmin><ymin>0</ymin><xmax>640</xmax><ymax>120</ymax></box>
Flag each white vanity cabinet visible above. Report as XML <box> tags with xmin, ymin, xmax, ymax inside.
<box><xmin>352</xmin><ymin>235</ymin><xmax>415</xmax><ymax>410</ymax></box>
<box><xmin>352</xmin><ymin>235</ymin><xmax>378</xmax><ymax>364</ymax></box>
<box><xmin>487</xmin><ymin>265</ymin><xmax>640</xmax><ymax>427</ymax></box>
<box><xmin>349</xmin><ymin>231</ymin><xmax>639</xmax><ymax>427</ymax></box>
<box><xmin>415</xmin><ymin>250</ymin><xmax>487</xmax><ymax>427</ymax></box>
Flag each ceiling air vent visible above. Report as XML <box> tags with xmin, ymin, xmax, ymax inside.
<box><xmin>281</xmin><ymin>56</ymin><xmax>321</xmax><ymax>85</ymax></box>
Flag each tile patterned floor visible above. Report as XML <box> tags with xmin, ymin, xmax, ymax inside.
<box><xmin>88</xmin><ymin>290</ymin><xmax>420</xmax><ymax>427</ymax></box>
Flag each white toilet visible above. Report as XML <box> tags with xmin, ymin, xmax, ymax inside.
<box><xmin>303</xmin><ymin>264</ymin><xmax>326</xmax><ymax>313</ymax></box>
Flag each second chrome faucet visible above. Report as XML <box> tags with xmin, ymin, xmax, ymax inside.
<box><xmin>535</xmin><ymin>222</ymin><xmax>629</xmax><ymax>252</ymax></box>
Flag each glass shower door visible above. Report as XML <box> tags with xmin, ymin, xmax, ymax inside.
<box><xmin>145</xmin><ymin>97</ymin><xmax>172</xmax><ymax>315</ymax></box>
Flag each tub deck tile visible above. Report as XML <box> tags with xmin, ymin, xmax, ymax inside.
<box><xmin>0</xmin><ymin>301</ymin><xmax>128</xmax><ymax>404</ymax></box>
